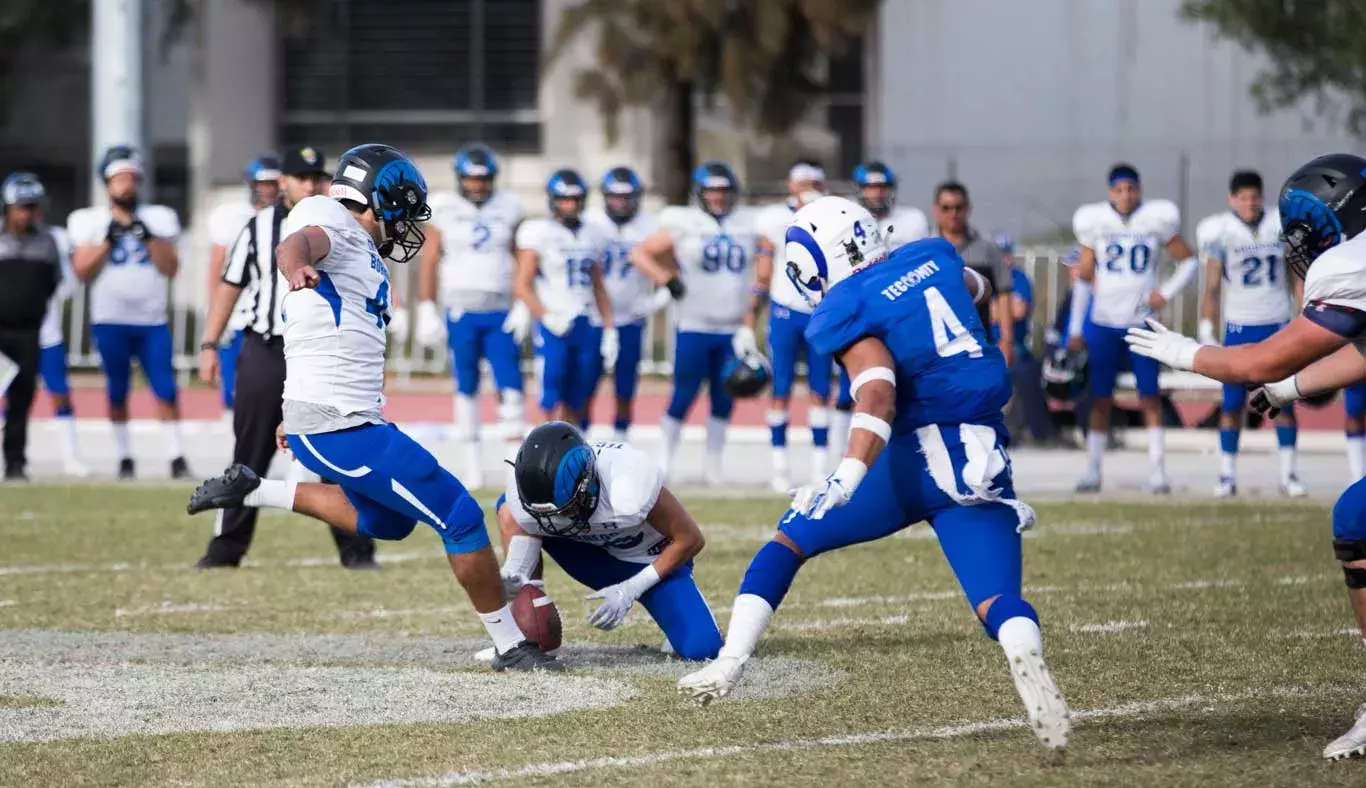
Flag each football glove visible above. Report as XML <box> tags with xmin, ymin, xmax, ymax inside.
<box><xmin>503</xmin><ymin>301</ymin><xmax>531</xmax><ymax>344</ymax></box>
<box><xmin>1124</xmin><ymin>319</ymin><xmax>1201</xmax><ymax>371</ymax></box>
<box><xmin>731</xmin><ymin>326</ymin><xmax>759</xmax><ymax>359</ymax></box>
<box><xmin>414</xmin><ymin>301</ymin><xmax>447</xmax><ymax>348</ymax></box>
<box><xmin>386</xmin><ymin>306</ymin><xmax>410</xmax><ymax>344</ymax></box>
<box><xmin>601</xmin><ymin>325</ymin><xmax>620</xmax><ymax>370</ymax></box>
<box><xmin>1249</xmin><ymin>377</ymin><xmax>1302</xmax><ymax>419</ymax></box>
<box><xmin>1197</xmin><ymin>319</ymin><xmax>1218</xmax><ymax>346</ymax></box>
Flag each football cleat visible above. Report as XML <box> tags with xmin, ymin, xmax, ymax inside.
<box><xmin>170</xmin><ymin>456</ymin><xmax>193</xmax><ymax>480</ymax></box>
<box><xmin>118</xmin><ymin>458</ymin><xmax>136</xmax><ymax>481</ymax></box>
<box><xmin>187</xmin><ymin>464</ymin><xmax>260</xmax><ymax>515</ymax></box>
<box><xmin>1148</xmin><ymin>470</ymin><xmax>1172</xmax><ymax>495</ymax></box>
<box><xmin>490</xmin><ymin>641</ymin><xmax>564</xmax><ymax>672</ymax></box>
<box><xmin>1324</xmin><ymin>702</ymin><xmax>1366</xmax><ymax>760</ymax></box>
<box><xmin>1281</xmin><ymin>477</ymin><xmax>1308</xmax><ymax>498</ymax></box>
<box><xmin>1004</xmin><ymin>646</ymin><xmax>1071</xmax><ymax>750</ymax></box>
<box><xmin>1213</xmin><ymin>477</ymin><xmax>1237</xmax><ymax>498</ymax></box>
<box><xmin>1074</xmin><ymin>473</ymin><xmax>1101</xmax><ymax>494</ymax></box>
<box><xmin>62</xmin><ymin>458</ymin><xmax>91</xmax><ymax>478</ymax></box>
<box><xmin>677</xmin><ymin>655</ymin><xmax>746</xmax><ymax>705</ymax></box>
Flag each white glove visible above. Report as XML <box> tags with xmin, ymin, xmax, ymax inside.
<box><xmin>586</xmin><ymin>583</ymin><xmax>635</xmax><ymax>630</ymax></box>
<box><xmin>732</xmin><ymin>326</ymin><xmax>759</xmax><ymax>359</ymax></box>
<box><xmin>646</xmin><ymin>287</ymin><xmax>674</xmax><ymax>315</ymax></box>
<box><xmin>540</xmin><ymin>310</ymin><xmax>574</xmax><ymax>338</ymax></box>
<box><xmin>415</xmin><ymin>300</ymin><xmax>447</xmax><ymax>348</ymax></box>
<box><xmin>387</xmin><ymin>307</ymin><xmax>410</xmax><ymax>344</ymax></box>
<box><xmin>1249</xmin><ymin>376</ymin><xmax>1302</xmax><ymax>418</ymax></box>
<box><xmin>1197</xmin><ymin>318</ymin><xmax>1218</xmax><ymax>346</ymax></box>
<box><xmin>1124</xmin><ymin>319</ymin><xmax>1201</xmax><ymax>371</ymax></box>
<box><xmin>503</xmin><ymin>301</ymin><xmax>531</xmax><ymax>344</ymax></box>
<box><xmin>789</xmin><ymin>474</ymin><xmax>856</xmax><ymax>520</ymax></box>
<box><xmin>500</xmin><ymin>534</ymin><xmax>542</xmax><ymax>598</ymax></box>
<box><xmin>601</xmin><ymin>325</ymin><xmax>620</xmax><ymax>370</ymax></box>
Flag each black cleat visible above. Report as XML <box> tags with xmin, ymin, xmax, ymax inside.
<box><xmin>193</xmin><ymin>555</ymin><xmax>241</xmax><ymax>569</ymax></box>
<box><xmin>4</xmin><ymin>466</ymin><xmax>29</xmax><ymax>483</ymax></box>
<box><xmin>170</xmin><ymin>456</ymin><xmax>193</xmax><ymax>480</ymax></box>
<box><xmin>118</xmin><ymin>458</ymin><xmax>136</xmax><ymax>481</ymax></box>
<box><xmin>490</xmin><ymin>641</ymin><xmax>564</xmax><ymax>672</ymax></box>
<box><xmin>187</xmin><ymin>464</ymin><xmax>260</xmax><ymax>515</ymax></box>
<box><xmin>341</xmin><ymin>555</ymin><xmax>381</xmax><ymax>571</ymax></box>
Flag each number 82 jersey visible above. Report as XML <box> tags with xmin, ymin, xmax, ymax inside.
<box><xmin>1072</xmin><ymin>200</ymin><xmax>1181</xmax><ymax>328</ymax></box>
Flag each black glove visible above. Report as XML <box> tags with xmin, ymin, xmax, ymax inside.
<box><xmin>106</xmin><ymin>218</ymin><xmax>150</xmax><ymax>244</ymax></box>
<box><xmin>666</xmin><ymin>276</ymin><xmax>686</xmax><ymax>300</ymax></box>
<box><xmin>1248</xmin><ymin>387</ymin><xmax>1279</xmax><ymax>420</ymax></box>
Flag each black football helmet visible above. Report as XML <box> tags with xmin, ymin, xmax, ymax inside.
<box><xmin>1278</xmin><ymin>153</ymin><xmax>1366</xmax><ymax>279</ymax></box>
<box><xmin>513</xmin><ymin>421</ymin><xmax>600</xmax><ymax>537</ymax></box>
<box><xmin>723</xmin><ymin>351</ymin><xmax>772</xmax><ymax>399</ymax></box>
<box><xmin>601</xmin><ymin>166</ymin><xmax>643</xmax><ymax>224</ymax></box>
<box><xmin>330</xmin><ymin>143</ymin><xmax>432</xmax><ymax>263</ymax></box>
<box><xmin>1041</xmin><ymin>344</ymin><xmax>1087</xmax><ymax>402</ymax></box>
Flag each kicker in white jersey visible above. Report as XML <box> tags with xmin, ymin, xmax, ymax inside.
<box><xmin>659</xmin><ymin>204</ymin><xmax>765</xmax><ymax>333</ymax></box>
<box><xmin>67</xmin><ymin>204</ymin><xmax>181</xmax><ymax>326</ymax></box>
<box><xmin>428</xmin><ymin>188</ymin><xmax>523</xmax><ymax>312</ymax></box>
<box><xmin>1197</xmin><ymin>209</ymin><xmax>1291</xmax><ymax>326</ymax></box>
<box><xmin>586</xmin><ymin>208</ymin><xmax>659</xmax><ymax>325</ymax></box>
<box><xmin>1072</xmin><ymin>199</ymin><xmax>1181</xmax><ymax>328</ymax></box>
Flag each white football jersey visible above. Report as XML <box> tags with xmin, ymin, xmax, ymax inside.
<box><xmin>757</xmin><ymin>202</ymin><xmax>811</xmax><ymax>313</ymax></box>
<box><xmin>660</xmin><ymin>205</ymin><xmax>767</xmax><ymax>333</ymax></box>
<box><xmin>1303</xmin><ymin>233</ymin><xmax>1366</xmax><ymax>357</ymax></box>
<box><xmin>209</xmin><ymin>201</ymin><xmax>258</xmax><ymax>332</ymax></box>
<box><xmin>67</xmin><ymin>204</ymin><xmax>181</xmax><ymax>326</ymax></box>
<box><xmin>1072</xmin><ymin>199</ymin><xmax>1181</xmax><ymax>328</ymax></box>
<box><xmin>279</xmin><ymin>196</ymin><xmax>391</xmax><ymax>415</ymax></box>
<box><xmin>1197</xmin><ymin>209</ymin><xmax>1290</xmax><ymax>326</ymax></box>
<box><xmin>429</xmin><ymin>189</ymin><xmax>524</xmax><ymax>313</ymax></box>
<box><xmin>881</xmin><ymin>206</ymin><xmax>930</xmax><ymax>251</ymax></box>
<box><xmin>502</xmin><ymin>441</ymin><xmax>668</xmax><ymax>564</ymax></box>
<box><xmin>516</xmin><ymin>218</ymin><xmax>608</xmax><ymax>320</ymax></box>
<box><xmin>585</xmin><ymin>208</ymin><xmax>660</xmax><ymax>326</ymax></box>
<box><xmin>39</xmin><ymin>226</ymin><xmax>74</xmax><ymax>349</ymax></box>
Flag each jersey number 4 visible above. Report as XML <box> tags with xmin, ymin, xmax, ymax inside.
<box><xmin>364</xmin><ymin>280</ymin><xmax>390</xmax><ymax>328</ymax></box>
<box><xmin>924</xmin><ymin>286</ymin><xmax>983</xmax><ymax>359</ymax></box>
<box><xmin>1103</xmin><ymin>243</ymin><xmax>1151</xmax><ymax>274</ymax></box>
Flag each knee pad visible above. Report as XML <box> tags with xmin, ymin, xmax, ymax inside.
<box><xmin>1334</xmin><ymin>538</ymin><xmax>1366</xmax><ymax>589</ymax></box>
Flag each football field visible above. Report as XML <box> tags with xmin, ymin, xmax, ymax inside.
<box><xmin>2</xmin><ymin>484</ymin><xmax>1365</xmax><ymax>787</ymax></box>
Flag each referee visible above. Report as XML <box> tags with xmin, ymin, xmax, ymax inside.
<box><xmin>194</xmin><ymin>146</ymin><xmax>377</xmax><ymax>568</ymax></box>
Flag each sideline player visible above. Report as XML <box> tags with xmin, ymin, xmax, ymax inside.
<box><xmin>583</xmin><ymin>166</ymin><xmax>659</xmax><ymax>440</ymax></box>
<box><xmin>416</xmin><ymin>144</ymin><xmax>526</xmax><ymax>488</ymax></box>
<box><xmin>494</xmin><ymin>421</ymin><xmax>722</xmax><ymax>659</ymax></box>
<box><xmin>1195</xmin><ymin>170</ymin><xmax>1305</xmax><ymax>497</ymax></box>
<box><xmin>187</xmin><ymin>143</ymin><xmax>558</xmax><ymax>671</ymax></box>
<box><xmin>514</xmin><ymin>169</ymin><xmax>616</xmax><ymax>425</ymax></box>
<box><xmin>756</xmin><ymin>161</ymin><xmax>830</xmax><ymax>492</ymax></box>
<box><xmin>1067</xmin><ymin>163</ymin><xmax>1200</xmax><ymax>494</ymax></box>
<box><xmin>630</xmin><ymin>161</ymin><xmax>774</xmax><ymax>484</ymax></box>
<box><xmin>678</xmin><ymin>196</ymin><xmax>1070</xmax><ymax>750</ymax></box>
<box><xmin>69</xmin><ymin>145</ymin><xmax>191</xmax><ymax>480</ymax></box>
<box><xmin>1126</xmin><ymin>153</ymin><xmax>1366</xmax><ymax>759</ymax></box>
<box><xmin>207</xmin><ymin>155</ymin><xmax>282</xmax><ymax>418</ymax></box>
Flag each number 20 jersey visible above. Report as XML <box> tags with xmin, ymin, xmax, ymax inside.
<box><xmin>1072</xmin><ymin>200</ymin><xmax>1181</xmax><ymax>328</ymax></box>
<box><xmin>1195</xmin><ymin>209</ymin><xmax>1289</xmax><ymax>326</ymax></box>
<box><xmin>659</xmin><ymin>205</ymin><xmax>765</xmax><ymax>334</ymax></box>
<box><xmin>805</xmin><ymin>238</ymin><xmax>1011</xmax><ymax>434</ymax></box>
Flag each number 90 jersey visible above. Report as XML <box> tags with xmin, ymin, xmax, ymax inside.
<box><xmin>279</xmin><ymin>195</ymin><xmax>391</xmax><ymax>414</ymax></box>
<box><xmin>516</xmin><ymin>218</ymin><xmax>608</xmax><ymax>319</ymax></box>
<box><xmin>585</xmin><ymin>208</ymin><xmax>660</xmax><ymax>326</ymax></box>
<box><xmin>660</xmin><ymin>205</ymin><xmax>766</xmax><ymax>333</ymax></box>
<box><xmin>501</xmin><ymin>441</ymin><xmax>669</xmax><ymax>564</ymax></box>
<box><xmin>1072</xmin><ymin>200</ymin><xmax>1181</xmax><ymax>328</ymax></box>
<box><xmin>427</xmin><ymin>189</ymin><xmax>524</xmax><ymax>312</ymax></box>
<box><xmin>1196</xmin><ymin>209</ymin><xmax>1289</xmax><ymax>326</ymax></box>
<box><xmin>805</xmin><ymin>238</ymin><xmax>1012</xmax><ymax>434</ymax></box>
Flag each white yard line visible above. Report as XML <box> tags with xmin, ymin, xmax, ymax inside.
<box><xmin>114</xmin><ymin>602</ymin><xmax>233</xmax><ymax>618</ymax></box>
<box><xmin>1071</xmin><ymin>620</ymin><xmax>1148</xmax><ymax>634</ymax></box>
<box><xmin>356</xmin><ymin>690</ymin><xmax>1306</xmax><ymax>788</ymax></box>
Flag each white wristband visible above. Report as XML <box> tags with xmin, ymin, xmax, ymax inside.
<box><xmin>503</xmin><ymin>534</ymin><xmax>542</xmax><ymax>579</ymax></box>
<box><xmin>833</xmin><ymin>457</ymin><xmax>869</xmax><ymax>492</ymax></box>
<box><xmin>621</xmin><ymin>564</ymin><xmax>662</xmax><ymax>599</ymax></box>
<box><xmin>850</xmin><ymin>412</ymin><xmax>892</xmax><ymax>442</ymax></box>
<box><xmin>1265</xmin><ymin>376</ymin><xmax>1303</xmax><ymax>406</ymax></box>
<box><xmin>1067</xmin><ymin>280</ymin><xmax>1092</xmax><ymax>339</ymax></box>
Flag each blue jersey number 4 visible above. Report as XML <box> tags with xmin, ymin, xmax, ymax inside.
<box><xmin>924</xmin><ymin>286</ymin><xmax>983</xmax><ymax>359</ymax></box>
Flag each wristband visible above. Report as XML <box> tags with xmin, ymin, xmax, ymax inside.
<box><xmin>833</xmin><ymin>457</ymin><xmax>869</xmax><ymax>491</ymax></box>
<box><xmin>621</xmin><ymin>564</ymin><xmax>661</xmax><ymax>599</ymax></box>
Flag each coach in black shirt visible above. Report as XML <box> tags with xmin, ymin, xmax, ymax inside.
<box><xmin>194</xmin><ymin>146</ymin><xmax>377</xmax><ymax>568</ymax></box>
<box><xmin>0</xmin><ymin>173</ymin><xmax>62</xmax><ymax>481</ymax></box>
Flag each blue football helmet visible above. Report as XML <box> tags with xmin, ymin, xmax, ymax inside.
<box><xmin>330</xmin><ymin>143</ymin><xmax>432</xmax><ymax>263</ymax></box>
<box><xmin>1278</xmin><ymin>153</ymin><xmax>1366</xmax><ymax>279</ymax></box>
<box><xmin>244</xmin><ymin>155</ymin><xmax>282</xmax><ymax>183</ymax></box>
<box><xmin>453</xmin><ymin>143</ymin><xmax>499</xmax><ymax>205</ymax></box>
<box><xmin>1</xmin><ymin>172</ymin><xmax>46</xmax><ymax>208</ymax></box>
<box><xmin>98</xmin><ymin>145</ymin><xmax>144</xmax><ymax>182</ymax></box>
<box><xmin>601</xmin><ymin>166</ymin><xmax>642</xmax><ymax>224</ymax></box>
<box><xmin>853</xmin><ymin>161</ymin><xmax>897</xmax><ymax>215</ymax></box>
<box><xmin>692</xmin><ymin>161</ymin><xmax>739</xmax><ymax>218</ymax></box>
<box><xmin>546</xmin><ymin>168</ymin><xmax>588</xmax><ymax>225</ymax></box>
<box><xmin>513</xmin><ymin>421</ymin><xmax>600</xmax><ymax>537</ymax></box>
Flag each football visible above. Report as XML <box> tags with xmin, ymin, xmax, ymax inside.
<box><xmin>511</xmin><ymin>583</ymin><xmax>562</xmax><ymax>652</ymax></box>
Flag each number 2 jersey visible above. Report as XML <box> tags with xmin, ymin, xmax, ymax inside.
<box><xmin>428</xmin><ymin>189</ymin><xmax>524</xmax><ymax>313</ymax></box>
<box><xmin>659</xmin><ymin>205</ymin><xmax>766</xmax><ymax>334</ymax></box>
<box><xmin>500</xmin><ymin>441</ymin><xmax>670</xmax><ymax>564</ymax></box>
<box><xmin>1196</xmin><ymin>209</ymin><xmax>1290</xmax><ymax>326</ymax></box>
<box><xmin>67</xmin><ymin>204</ymin><xmax>182</xmax><ymax>326</ymax></box>
<box><xmin>805</xmin><ymin>238</ymin><xmax>1011</xmax><ymax>435</ymax></box>
<box><xmin>1072</xmin><ymin>200</ymin><xmax>1181</xmax><ymax>328</ymax></box>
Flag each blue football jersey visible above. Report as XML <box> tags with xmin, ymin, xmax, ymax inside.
<box><xmin>805</xmin><ymin>238</ymin><xmax>1011</xmax><ymax>433</ymax></box>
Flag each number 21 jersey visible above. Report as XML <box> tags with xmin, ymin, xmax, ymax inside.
<box><xmin>1072</xmin><ymin>200</ymin><xmax>1181</xmax><ymax>328</ymax></box>
<box><xmin>1196</xmin><ymin>209</ymin><xmax>1289</xmax><ymax>326</ymax></box>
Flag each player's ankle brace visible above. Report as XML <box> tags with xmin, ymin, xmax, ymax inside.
<box><xmin>738</xmin><ymin>541</ymin><xmax>804</xmax><ymax>609</ymax></box>
<box><xmin>982</xmin><ymin>594</ymin><xmax>1039</xmax><ymax>641</ymax></box>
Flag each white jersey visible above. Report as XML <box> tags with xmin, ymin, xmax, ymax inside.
<box><xmin>279</xmin><ymin>196</ymin><xmax>391</xmax><ymax>415</ymax></box>
<box><xmin>67</xmin><ymin>204</ymin><xmax>181</xmax><ymax>326</ymax></box>
<box><xmin>757</xmin><ymin>202</ymin><xmax>812</xmax><ymax>313</ymax></box>
<box><xmin>502</xmin><ymin>441</ymin><xmax>667</xmax><ymax>564</ymax></box>
<box><xmin>881</xmin><ymin>206</ymin><xmax>930</xmax><ymax>251</ymax></box>
<box><xmin>1304</xmin><ymin>233</ymin><xmax>1366</xmax><ymax>357</ymax></box>
<box><xmin>585</xmin><ymin>209</ymin><xmax>659</xmax><ymax>326</ymax></box>
<box><xmin>429</xmin><ymin>189</ymin><xmax>524</xmax><ymax>314</ymax></box>
<box><xmin>39</xmin><ymin>227</ymin><xmax>75</xmax><ymax>349</ymax></box>
<box><xmin>516</xmin><ymin>218</ymin><xmax>608</xmax><ymax>320</ymax></box>
<box><xmin>1197</xmin><ymin>209</ymin><xmax>1290</xmax><ymax>326</ymax></box>
<box><xmin>1072</xmin><ymin>199</ymin><xmax>1181</xmax><ymax>328</ymax></box>
<box><xmin>209</xmin><ymin>202</ymin><xmax>259</xmax><ymax>332</ymax></box>
<box><xmin>660</xmin><ymin>205</ymin><xmax>767</xmax><ymax>333</ymax></box>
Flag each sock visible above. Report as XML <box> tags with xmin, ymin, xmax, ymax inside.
<box><xmin>1147</xmin><ymin>427</ymin><xmax>1165</xmax><ymax>475</ymax></box>
<box><xmin>163</xmin><ymin>421</ymin><xmax>184</xmax><ymax>460</ymax></box>
<box><xmin>1348</xmin><ymin>433</ymin><xmax>1366</xmax><ymax>481</ymax></box>
<box><xmin>1220</xmin><ymin>451</ymin><xmax>1236</xmax><ymax>480</ymax></box>
<box><xmin>737</xmin><ymin>541</ymin><xmax>803</xmax><ymax>609</ymax></box>
<box><xmin>983</xmin><ymin>594</ymin><xmax>1039</xmax><ymax>641</ymax></box>
<box><xmin>454</xmin><ymin>394</ymin><xmax>478</xmax><ymax>441</ymax></box>
<box><xmin>578</xmin><ymin>417</ymin><xmax>590</xmax><ymax>433</ymax></box>
<box><xmin>479</xmin><ymin>604</ymin><xmax>528</xmax><ymax>654</ymax></box>
<box><xmin>718</xmin><ymin>594</ymin><xmax>776</xmax><ymax>661</ymax></box>
<box><xmin>997</xmin><ymin>616</ymin><xmax>1045</xmax><ymax>656</ymax></box>
<box><xmin>243</xmin><ymin>478</ymin><xmax>298</xmax><ymax>510</ymax></box>
<box><xmin>57</xmin><ymin>415</ymin><xmax>80</xmax><ymax>462</ymax></box>
<box><xmin>613</xmin><ymin>416</ymin><xmax>630</xmax><ymax>440</ymax></box>
<box><xmin>706</xmin><ymin>415</ymin><xmax>726</xmax><ymax>468</ymax></box>
<box><xmin>660</xmin><ymin>415</ymin><xmax>683</xmax><ymax>478</ymax></box>
<box><xmin>1276</xmin><ymin>426</ymin><xmax>1298</xmax><ymax>484</ymax></box>
<box><xmin>809</xmin><ymin>405</ymin><xmax>830</xmax><ymax>448</ymax></box>
<box><xmin>771</xmin><ymin>447</ymin><xmax>789</xmax><ymax>480</ymax></box>
<box><xmin>767</xmin><ymin>409</ymin><xmax>788</xmax><ymax>449</ymax></box>
<box><xmin>112</xmin><ymin>421</ymin><xmax>132</xmax><ymax>460</ymax></box>
<box><xmin>829</xmin><ymin>409</ymin><xmax>852</xmax><ymax>459</ymax></box>
<box><xmin>55</xmin><ymin>402</ymin><xmax>74</xmax><ymax>418</ymax></box>
<box><xmin>1218</xmin><ymin>428</ymin><xmax>1239</xmax><ymax>480</ymax></box>
<box><xmin>1085</xmin><ymin>429</ymin><xmax>1106</xmax><ymax>476</ymax></box>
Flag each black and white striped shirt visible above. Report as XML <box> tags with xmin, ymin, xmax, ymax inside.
<box><xmin>222</xmin><ymin>203</ymin><xmax>288</xmax><ymax>339</ymax></box>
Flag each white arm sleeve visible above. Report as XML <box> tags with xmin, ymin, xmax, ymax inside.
<box><xmin>1158</xmin><ymin>257</ymin><xmax>1200</xmax><ymax>301</ymax></box>
<box><xmin>1067</xmin><ymin>280</ymin><xmax>1092</xmax><ymax>339</ymax></box>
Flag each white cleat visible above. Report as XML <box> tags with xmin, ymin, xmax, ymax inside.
<box><xmin>704</xmin><ymin>466</ymin><xmax>725</xmax><ymax>489</ymax></box>
<box><xmin>1148</xmin><ymin>471</ymin><xmax>1172</xmax><ymax>495</ymax></box>
<box><xmin>1281</xmin><ymin>477</ymin><xmax>1309</xmax><ymax>498</ymax></box>
<box><xmin>1004</xmin><ymin>647</ymin><xmax>1071</xmax><ymax>750</ymax></box>
<box><xmin>62</xmin><ymin>459</ymin><xmax>91</xmax><ymax>478</ymax></box>
<box><xmin>770</xmin><ymin>473</ymin><xmax>790</xmax><ymax>495</ymax></box>
<box><xmin>1324</xmin><ymin>702</ymin><xmax>1366</xmax><ymax>760</ymax></box>
<box><xmin>677</xmin><ymin>655</ymin><xmax>746</xmax><ymax>705</ymax></box>
<box><xmin>1213</xmin><ymin>477</ymin><xmax>1237</xmax><ymax>498</ymax></box>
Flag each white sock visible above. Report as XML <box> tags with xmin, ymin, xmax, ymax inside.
<box><xmin>285</xmin><ymin>459</ymin><xmax>315</xmax><ymax>485</ymax></box>
<box><xmin>1220</xmin><ymin>452</ymin><xmax>1236</xmax><ymax>480</ymax></box>
<box><xmin>809</xmin><ymin>405</ymin><xmax>830</xmax><ymax>480</ymax></box>
<box><xmin>1147</xmin><ymin>427</ymin><xmax>1165</xmax><ymax>475</ymax></box>
<box><xmin>997</xmin><ymin>616</ymin><xmax>1044</xmax><ymax>656</ymax></box>
<box><xmin>706</xmin><ymin>415</ymin><xmax>727</xmax><ymax>468</ymax></box>
<box><xmin>771</xmin><ymin>447</ymin><xmax>789</xmax><ymax>479</ymax></box>
<box><xmin>112</xmin><ymin>421</ymin><xmax>132</xmax><ymax>460</ymax></box>
<box><xmin>1085</xmin><ymin>430</ymin><xmax>1106</xmax><ymax>476</ymax></box>
<box><xmin>660</xmin><ymin>415</ymin><xmax>683</xmax><ymax>479</ymax></box>
<box><xmin>480</xmin><ymin>604</ymin><xmax>527</xmax><ymax>654</ymax></box>
<box><xmin>454</xmin><ymin>394</ymin><xmax>479</xmax><ymax>440</ymax></box>
<box><xmin>718</xmin><ymin>593</ymin><xmax>774</xmax><ymax>661</ymax></box>
<box><xmin>829</xmin><ymin>409</ymin><xmax>852</xmax><ymax>458</ymax></box>
<box><xmin>1279</xmin><ymin>447</ymin><xmax>1297</xmax><ymax>485</ymax></box>
<box><xmin>163</xmin><ymin>421</ymin><xmax>185</xmax><ymax>460</ymax></box>
<box><xmin>1348</xmin><ymin>436</ymin><xmax>1366</xmax><ymax>481</ymax></box>
<box><xmin>242</xmin><ymin>478</ymin><xmax>298</xmax><ymax>510</ymax></box>
<box><xmin>57</xmin><ymin>415</ymin><xmax>81</xmax><ymax>462</ymax></box>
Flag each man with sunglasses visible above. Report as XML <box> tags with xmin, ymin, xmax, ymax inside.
<box><xmin>931</xmin><ymin>182</ymin><xmax>1015</xmax><ymax>365</ymax></box>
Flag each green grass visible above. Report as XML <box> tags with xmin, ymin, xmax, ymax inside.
<box><xmin>0</xmin><ymin>486</ymin><xmax>1363</xmax><ymax>786</ymax></box>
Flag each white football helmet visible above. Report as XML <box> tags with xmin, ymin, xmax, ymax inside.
<box><xmin>783</xmin><ymin>196</ymin><xmax>888</xmax><ymax>307</ymax></box>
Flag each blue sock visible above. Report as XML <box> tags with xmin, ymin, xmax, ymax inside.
<box><xmin>578</xmin><ymin>418</ymin><xmax>590</xmax><ymax>432</ymax></box>
<box><xmin>982</xmin><ymin>594</ymin><xmax>1039</xmax><ymax>640</ymax></box>
<box><xmin>1276</xmin><ymin>425</ymin><xmax>1297</xmax><ymax>448</ymax></box>
<box><xmin>613</xmin><ymin>417</ymin><xmax>630</xmax><ymax>434</ymax></box>
<box><xmin>737</xmin><ymin>541</ymin><xmax>803</xmax><ymax>610</ymax></box>
<box><xmin>812</xmin><ymin>427</ymin><xmax>829</xmax><ymax>447</ymax></box>
<box><xmin>770</xmin><ymin>423</ymin><xmax>788</xmax><ymax>448</ymax></box>
<box><xmin>56</xmin><ymin>404</ymin><xmax>74</xmax><ymax>418</ymax></box>
<box><xmin>1352</xmin><ymin>431</ymin><xmax>1366</xmax><ymax>440</ymax></box>
<box><xmin>1218</xmin><ymin>427</ymin><xmax>1240</xmax><ymax>455</ymax></box>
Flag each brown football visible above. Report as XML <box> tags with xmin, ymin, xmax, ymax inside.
<box><xmin>511</xmin><ymin>583</ymin><xmax>562</xmax><ymax>652</ymax></box>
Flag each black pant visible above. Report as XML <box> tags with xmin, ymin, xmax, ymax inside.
<box><xmin>0</xmin><ymin>328</ymin><xmax>40</xmax><ymax>473</ymax></box>
<box><xmin>202</xmin><ymin>332</ymin><xmax>375</xmax><ymax>564</ymax></box>
<box><xmin>1007</xmin><ymin>354</ymin><xmax>1055</xmax><ymax>443</ymax></box>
